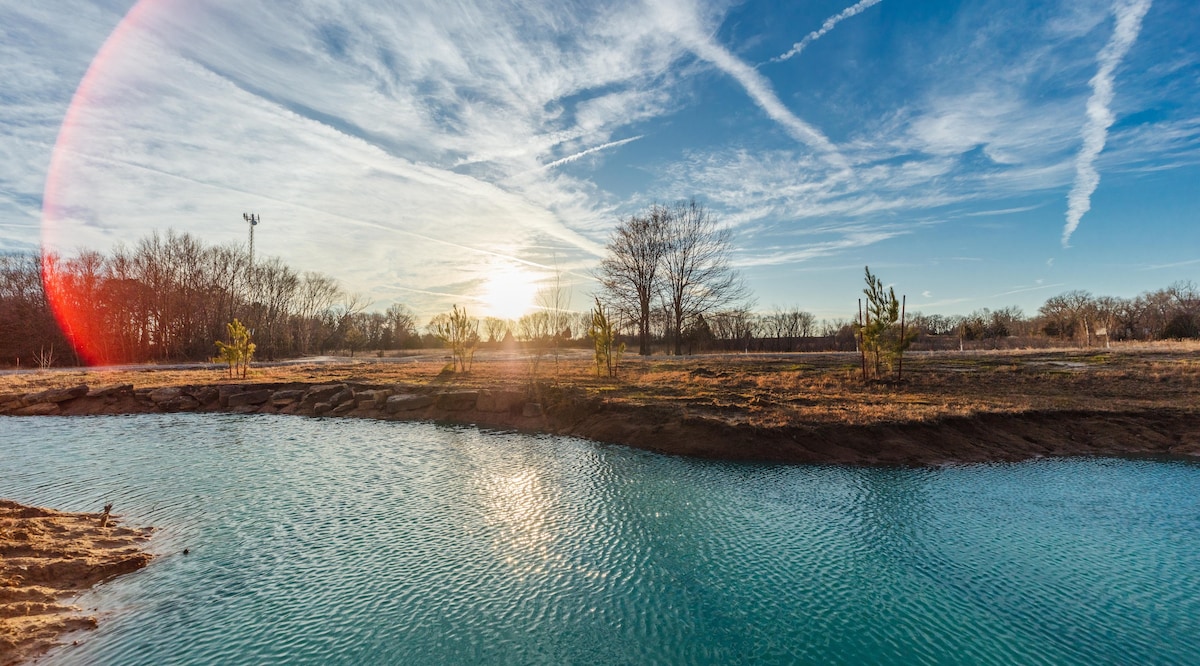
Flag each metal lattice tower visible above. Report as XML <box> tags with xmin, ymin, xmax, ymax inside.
<box><xmin>242</xmin><ymin>213</ymin><xmax>260</xmax><ymax>268</ymax></box>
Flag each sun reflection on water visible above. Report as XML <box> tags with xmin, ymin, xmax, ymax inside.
<box><xmin>482</xmin><ymin>468</ymin><xmax>556</xmax><ymax>576</ymax></box>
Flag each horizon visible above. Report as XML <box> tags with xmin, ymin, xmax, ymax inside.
<box><xmin>2</xmin><ymin>0</ymin><xmax>1198</xmax><ymax>323</ymax></box>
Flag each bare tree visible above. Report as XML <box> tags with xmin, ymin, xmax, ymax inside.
<box><xmin>385</xmin><ymin>302</ymin><xmax>418</xmax><ymax>348</ymax></box>
<box><xmin>428</xmin><ymin>305</ymin><xmax>479</xmax><ymax>372</ymax></box>
<box><xmin>660</xmin><ymin>200</ymin><xmax>750</xmax><ymax>355</ymax></box>
<box><xmin>709</xmin><ymin>307</ymin><xmax>758</xmax><ymax>351</ymax></box>
<box><xmin>763</xmin><ymin>306</ymin><xmax>815</xmax><ymax>351</ymax></box>
<box><xmin>294</xmin><ymin>272</ymin><xmax>341</xmax><ymax>354</ymax></box>
<box><xmin>483</xmin><ymin>317</ymin><xmax>509</xmax><ymax>343</ymax></box>
<box><xmin>598</xmin><ymin>206</ymin><xmax>669</xmax><ymax>356</ymax></box>
<box><xmin>536</xmin><ymin>267</ymin><xmax>573</xmax><ymax>373</ymax></box>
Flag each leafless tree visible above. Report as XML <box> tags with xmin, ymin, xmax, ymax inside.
<box><xmin>386</xmin><ymin>303</ymin><xmax>418</xmax><ymax>348</ymax></box>
<box><xmin>659</xmin><ymin>200</ymin><xmax>751</xmax><ymax>355</ymax></box>
<box><xmin>598</xmin><ymin>205</ymin><xmax>669</xmax><ymax>355</ymax></box>
<box><xmin>483</xmin><ymin>317</ymin><xmax>509</xmax><ymax>343</ymax></box>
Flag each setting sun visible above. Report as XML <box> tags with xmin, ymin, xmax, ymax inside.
<box><xmin>479</xmin><ymin>268</ymin><xmax>540</xmax><ymax>321</ymax></box>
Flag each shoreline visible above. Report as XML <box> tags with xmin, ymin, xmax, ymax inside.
<box><xmin>0</xmin><ymin>500</ymin><xmax>153</xmax><ymax>666</ymax></box>
<box><xmin>3</xmin><ymin>375</ymin><xmax>1199</xmax><ymax>465</ymax></box>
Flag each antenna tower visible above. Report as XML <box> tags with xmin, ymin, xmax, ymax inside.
<box><xmin>242</xmin><ymin>213</ymin><xmax>260</xmax><ymax>268</ymax></box>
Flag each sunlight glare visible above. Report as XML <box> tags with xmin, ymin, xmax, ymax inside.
<box><xmin>479</xmin><ymin>268</ymin><xmax>539</xmax><ymax>320</ymax></box>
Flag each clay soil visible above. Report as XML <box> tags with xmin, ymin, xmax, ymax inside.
<box><xmin>0</xmin><ymin>501</ymin><xmax>152</xmax><ymax>666</ymax></box>
<box><xmin>3</xmin><ymin>341</ymin><xmax>1199</xmax><ymax>465</ymax></box>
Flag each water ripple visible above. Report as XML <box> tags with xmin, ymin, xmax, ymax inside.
<box><xmin>1</xmin><ymin>414</ymin><xmax>1198</xmax><ymax>664</ymax></box>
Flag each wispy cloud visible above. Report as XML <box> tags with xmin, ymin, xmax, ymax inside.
<box><xmin>1062</xmin><ymin>0</ymin><xmax>1153</xmax><ymax>248</ymax></box>
<box><xmin>651</xmin><ymin>0</ymin><xmax>846</xmax><ymax>166</ymax></box>
<box><xmin>1138</xmin><ymin>257</ymin><xmax>1200</xmax><ymax>271</ymax></box>
<box><xmin>2</xmin><ymin>0</ymin><xmax>1195</xmax><ymax>321</ymax></box>
<box><xmin>541</xmin><ymin>135</ymin><xmax>643</xmax><ymax>170</ymax></box>
<box><xmin>772</xmin><ymin>0</ymin><xmax>883</xmax><ymax>63</ymax></box>
<box><xmin>964</xmin><ymin>204</ymin><xmax>1043</xmax><ymax>217</ymax></box>
<box><xmin>990</xmin><ymin>282</ymin><xmax>1065</xmax><ymax>298</ymax></box>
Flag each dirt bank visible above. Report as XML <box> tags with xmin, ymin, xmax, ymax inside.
<box><xmin>0</xmin><ymin>501</ymin><xmax>152</xmax><ymax>666</ymax></box>
<box><xmin>568</xmin><ymin>403</ymin><xmax>1200</xmax><ymax>464</ymax></box>
<box><xmin>2</xmin><ymin>365</ymin><xmax>1198</xmax><ymax>465</ymax></box>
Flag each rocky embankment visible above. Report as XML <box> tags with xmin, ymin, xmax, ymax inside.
<box><xmin>1</xmin><ymin>381</ymin><xmax>547</xmax><ymax>430</ymax></box>
<box><xmin>0</xmin><ymin>501</ymin><xmax>152</xmax><ymax>666</ymax></box>
<box><xmin>3</xmin><ymin>380</ymin><xmax>1200</xmax><ymax>465</ymax></box>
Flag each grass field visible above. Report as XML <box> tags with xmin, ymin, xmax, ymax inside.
<box><xmin>4</xmin><ymin>341</ymin><xmax>1198</xmax><ymax>429</ymax></box>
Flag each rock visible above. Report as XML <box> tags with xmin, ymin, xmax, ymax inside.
<box><xmin>301</xmin><ymin>384</ymin><xmax>346</xmax><ymax>410</ymax></box>
<box><xmin>436</xmin><ymin>391</ymin><xmax>479</xmax><ymax>411</ymax></box>
<box><xmin>385</xmin><ymin>394</ymin><xmax>434</xmax><ymax>413</ymax></box>
<box><xmin>356</xmin><ymin>390</ymin><xmax>391</xmax><ymax>409</ymax></box>
<box><xmin>217</xmin><ymin>385</ymin><xmax>245</xmax><ymax>408</ymax></box>
<box><xmin>331</xmin><ymin>402</ymin><xmax>356</xmax><ymax>416</ymax></box>
<box><xmin>522</xmin><ymin>403</ymin><xmax>543</xmax><ymax>418</ymax></box>
<box><xmin>15</xmin><ymin>402</ymin><xmax>60</xmax><ymax>416</ymax></box>
<box><xmin>148</xmin><ymin>387</ymin><xmax>183</xmax><ymax>404</ymax></box>
<box><xmin>88</xmin><ymin>384</ymin><xmax>133</xmax><ymax>399</ymax></box>
<box><xmin>330</xmin><ymin>388</ymin><xmax>355</xmax><ymax>406</ymax></box>
<box><xmin>161</xmin><ymin>396</ymin><xmax>200</xmax><ymax>412</ymax></box>
<box><xmin>304</xmin><ymin>384</ymin><xmax>345</xmax><ymax>402</ymax></box>
<box><xmin>313</xmin><ymin>401</ymin><xmax>334</xmax><ymax>415</ymax></box>
<box><xmin>477</xmin><ymin>390</ymin><xmax>525</xmax><ymax>413</ymax></box>
<box><xmin>23</xmin><ymin>385</ymin><xmax>88</xmax><ymax>405</ymax></box>
<box><xmin>190</xmin><ymin>386</ymin><xmax>219</xmax><ymax>406</ymax></box>
<box><xmin>270</xmin><ymin>390</ymin><xmax>304</xmax><ymax>407</ymax></box>
<box><xmin>226</xmin><ymin>389</ymin><xmax>272</xmax><ymax>408</ymax></box>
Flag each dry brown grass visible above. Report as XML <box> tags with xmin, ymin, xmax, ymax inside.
<box><xmin>3</xmin><ymin>342</ymin><xmax>1198</xmax><ymax>427</ymax></box>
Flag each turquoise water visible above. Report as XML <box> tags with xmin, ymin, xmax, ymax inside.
<box><xmin>2</xmin><ymin>414</ymin><xmax>1199</xmax><ymax>665</ymax></box>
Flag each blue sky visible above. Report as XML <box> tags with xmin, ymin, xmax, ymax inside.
<box><xmin>1</xmin><ymin>0</ymin><xmax>1197</xmax><ymax>322</ymax></box>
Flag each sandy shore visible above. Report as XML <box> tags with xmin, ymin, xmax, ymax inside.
<box><xmin>0</xmin><ymin>500</ymin><xmax>152</xmax><ymax>666</ymax></box>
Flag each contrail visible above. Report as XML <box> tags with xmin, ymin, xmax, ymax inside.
<box><xmin>652</xmin><ymin>0</ymin><xmax>848</xmax><ymax>169</ymax></box>
<box><xmin>543</xmin><ymin>135</ymin><xmax>643</xmax><ymax>170</ymax></box>
<box><xmin>687</xmin><ymin>37</ymin><xmax>848</xmax><ymax>168</ymax></box>
<box><xmin>773</xmin><ymin>0</ymin><xmax>883</xmax><ymax>63</ymax></box>
<box><xmin>1062</xmin><ymin>0</ymin><xmax>1152</xmax><ymax>248</ymax></box>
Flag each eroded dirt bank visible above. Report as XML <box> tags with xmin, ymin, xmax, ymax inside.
<box><xmin>0</xmin><ymin>501</ymin><xmax>152</xmax><ymax>666</ymax></box>
<box><xmin>3</xmin><ymin>378</ymin><xmax>1198</xmax><ymax>465</ymax></box>
<box><xmin>571</xmin><ymin>404</ymin><xmax>1200</xmax><ymax>464</ymax></box>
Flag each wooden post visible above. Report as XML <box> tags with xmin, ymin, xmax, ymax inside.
<box><xmin>858</xmin><ymin>298</ymin><xmax>867</xmax><ymax>382</ymax></box>
<box><xmin>898</xmin><ymin>295</ymin><xmax>907</xmax><ymax>383</ymax></box>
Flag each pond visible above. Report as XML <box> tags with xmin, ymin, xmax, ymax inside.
<box><xmin>2</xmin><ymin>414</ymin><xmax>1198</xmax><ymax>664</ymax></box>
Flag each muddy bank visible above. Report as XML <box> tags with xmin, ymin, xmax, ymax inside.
<box><xmin>3</xmin><ymin>380</ymin><xmax>1198</xmax><ymax>466</ymax></box>
<box><xmin>573</xmin><ymin>405</ymin><xmax>1200</xmax><ymax>465</ymax></box>
<box><xmin>0</xmin><ymin>501</ymin><xmax>152</xmax><ymax>666</ymax></box>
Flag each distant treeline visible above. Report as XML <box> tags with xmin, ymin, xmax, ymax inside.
<box><xmin>2</xmin><ymin>229</ymin><xmax>1198</xmax><ymax>367</ymax></box>
<box><xmin>633</xmin><ymin>283</ymin><xmax>1200</xmax><ymax>354</ymax></box>
<box><xmin>0</xmin><ymin>230</ymin><xmax>420</xmax><ymax>366</ymax></box>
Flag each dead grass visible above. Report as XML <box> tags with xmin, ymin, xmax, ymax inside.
<box><xmin>3</xmin><ymin>342</ymin><xmax>1198</xmax><ymax>428</ymax></box>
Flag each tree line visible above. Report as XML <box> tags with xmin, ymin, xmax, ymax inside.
<box><xmin>3</xmin><ymin>207</ymin><xmax>1198</xmax><ymax>368</ymax></box>
<box><xmin>0</xmin><ymin>230</ymin><xmax>419</xmax><ymax>366</ymax></box>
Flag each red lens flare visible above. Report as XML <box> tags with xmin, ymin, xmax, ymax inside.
<box><xmin>40</xmin><ymin>1</ymin><xmax>155</xmax><ymax>366</ymax></box>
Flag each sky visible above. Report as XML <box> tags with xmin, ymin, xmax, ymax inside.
<box><xmin>2</xmin><ymin>0</ymin><xmax>1198</xmax><ymax>323</ymax></box>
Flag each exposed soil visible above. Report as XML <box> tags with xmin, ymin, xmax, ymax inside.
<box><xmin>2</xmin><ymin>344</ymin><xmax>1199</xmax><ymax>466</ymax></box>
<box><xmin>0</xmin><ymin>501</ymin><xmax>152</xmax><ymax>666</ymax></box>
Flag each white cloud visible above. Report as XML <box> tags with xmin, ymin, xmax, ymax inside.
<box><xmin>1</xmin><ymin>0</ymin><xmax>1194</xmax><ymax>321</ymax></box>
<box><xmin>650</xmin><ymin>0</ymin><xmax>847</xmax><ymax>166</ymax></box>
<box><xmin>541</xmin><ymin>135</ymin><xmax>644</xmax><ymax>171</ymax></box>
<box><xmin>1062</xmin><ymin>0</ymin><xmax>1153</xmax><ymax>247</ymax></box>
<box><xmin>773</xmin><ymin>0</ymin><xmax>883</xmax><ymax>62</ymax></box>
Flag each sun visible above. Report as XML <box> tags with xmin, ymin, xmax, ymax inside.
<box><xmin>479</xmin><ymin>269</ymin><xmax>539</xmax><ymax>321</ymax></box>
